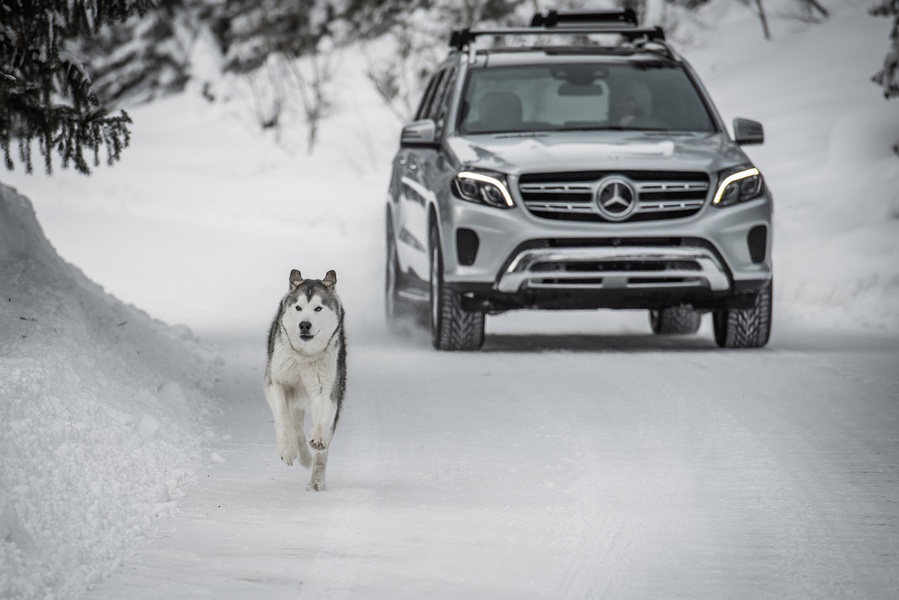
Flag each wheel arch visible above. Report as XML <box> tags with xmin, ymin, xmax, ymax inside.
<box><xmin>385</xmin><ymin>202</ymin><xmax>396</xmax><ymax>238</ymax></box>
<box><xmin>427</xmin><ymin>202</ymin><xmax>442</xmax><ymax>251</ymax></box>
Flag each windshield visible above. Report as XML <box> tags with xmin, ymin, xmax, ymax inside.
<box><xmin>459</xmin><ymin>61</ymin><xmax>716</xmax><ymax>134</ymax></box>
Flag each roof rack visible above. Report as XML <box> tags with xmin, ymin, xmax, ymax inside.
<box><xmin>448</xmin><ymin>25</ymin><xmax>666</xmax><ymax>51</ymax></box>
<box><xmin>449</xmin><ymin>9</ymin><xmax>666</xmax><ymax>51</ymax></box>
<box><xmin>530</xmin><ymin>9</ymin><xmax>639</xmax><ymax>28</ymax></box>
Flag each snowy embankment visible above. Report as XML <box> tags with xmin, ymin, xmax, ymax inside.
<box><xmin>0</xmin><ymin>184</ymin><xmax>218</xmax><ymax>599</ymax></box>
<box><xmin>689</xmin><ymin>4</ymin><xmax>899</xmax><ymax>331</ymax></box>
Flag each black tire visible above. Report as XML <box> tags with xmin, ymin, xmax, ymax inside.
<box><xmin>429</xmin><ymin>224</ymin><xmax>485</xmax><ymax>351</ymax></box>
<box><xmin>713</xmin><ymin>283</ymin><xmax>773</xmax><ymax>348</ymax></box>
<box><xmin>649</xmin><ymin>305</ymin><xmax>702</xmax><ymax>335</ymax></box>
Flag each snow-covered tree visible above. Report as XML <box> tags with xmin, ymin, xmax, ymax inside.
<box><xmin>363</xmin><ymin>0</ymin><xmax>526</xmax><ymax>123</ymax></box>
<box><xmin>738</xmin><ymin>0</ymin><xmax>772</xmax><ymax>40</ymax></box>
<box><xmin>871</xmin><ymin>0</ymin><xmax>899</xmax><ymax>100</ymax></box>
<box><xmin>77</xmin><ymin>0</ymin><xmax>209</xmax><ymax>107</ymax></box>
<box><xmin>0</xmin><ymin>0</ymin><xmax>151</xmax><ymax>174</ymax></box>
<box><xmin>215</xmin><ymin>0</ymin><xmax>346</xmax><ymax>151</ymax></box>
<box><xmin>791</xmin><ymin>0</ymin><xmax>829</xmax><ymax>22</ymax></box>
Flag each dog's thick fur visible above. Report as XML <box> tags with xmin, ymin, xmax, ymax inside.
<box><xmin>264</xmin><ymin>269</ymin><xmax>346</xmax><ymax>491</ymax></box>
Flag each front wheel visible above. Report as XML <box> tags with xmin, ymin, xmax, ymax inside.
<box><xmin>713</xmin><ymin>283</ymin><xmax>773</xmax><ymax>348</ymax></box>
<box><xmin>429</xmin><ymin>224</ymin><xmax>485</xmax><ymax>351</ymax></box>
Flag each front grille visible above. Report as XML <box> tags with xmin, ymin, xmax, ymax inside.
<box><xmin>519</xmin><ymin>170</ymin><xmax>710</xmax><ymax>222</ymax></box>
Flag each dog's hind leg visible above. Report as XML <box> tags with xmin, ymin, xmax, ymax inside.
<box><xmin>265</xmin><ymin>383</ymin><xmax>299</xmax><ymax>466</ymax></box>
<box><xmin>307</xmin><ymin>449</ymin><xmax>328</xmax><ymax>492</ymax></box>
<box><xmin>291</xmin><ymin>407</ymin><xmax>313</xmax><ymax>469</ymax></box>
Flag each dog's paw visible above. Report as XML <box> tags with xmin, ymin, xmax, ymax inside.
<box><xmin>277</xmin><ymin>435</ymin><xmax>299</xmax><ymax>466</ymax></box>
<box><xmin>308</xmin><ymin>437</ymin><xmax>327</xmax><ymax>451</ymax></box>
<box><xmin>307</xmin><ymin>479</ymin><xmax>327</xmax><ymax>492</ymax></box>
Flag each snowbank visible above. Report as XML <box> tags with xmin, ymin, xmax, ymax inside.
<box><xmin>0</xmin><ymin>184</ymin><xmax>218</xmax><ymax>599</ymax></box>
<box><xmin>686</xmin><ymin>2</ymin><xmax>899</xmax><ymax>332</ymax></box>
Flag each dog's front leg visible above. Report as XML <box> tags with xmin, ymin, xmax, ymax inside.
<box><xmin>265</xmin><ymin>383</ymin><xmax>299</xmax><ymax>466</ymax></box>
<box><xmin>308</xmin><ymin>449</ymin><xmax>328</xmax><ymax>492</ymax></box>
<box><xmin>307</xmin><ymin>395</ymin><xmax>335</xmax><ymax>491</ymax></box>
<box><xmin>290</xmin><ymin>407</ymin><xmax>313</xmax><ymax>469</ymax></box>
<box><xmin>308</xmin><ymin>394</ymin><xmax>338</xmax><ymax>451</ymax></box>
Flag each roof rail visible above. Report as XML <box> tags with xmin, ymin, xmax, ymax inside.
<box><xmin>529</xmin><ymin>9</ymin><xmax>638</xmax><ymax>28</ymax></box>
<box><xmin>448</xmin><ymin>25</ymin><xmax>666</xmax><ymax>51</ymax></box>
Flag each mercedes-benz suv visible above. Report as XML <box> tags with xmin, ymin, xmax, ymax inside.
<box><xmin>385</xmin><ymin>9</ymin><xmax>773</xmax><ymax>350</ymax></box>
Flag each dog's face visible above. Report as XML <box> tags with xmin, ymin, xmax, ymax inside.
<box><xmin>280</xmin><ymin>269</ymin><xmax>342</xmax><ymax>355</ymax></box>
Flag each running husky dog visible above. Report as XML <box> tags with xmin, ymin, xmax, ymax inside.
<box><xmin>264</xmin><ymin>269</ymin><xmax>346</xmax><ymax>491</ymax></box>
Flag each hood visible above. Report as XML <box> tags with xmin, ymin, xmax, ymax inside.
<box><xmin>446</xmin><ymin>131</ymin><xmax>750</xmax><ymax>176</ymax></box>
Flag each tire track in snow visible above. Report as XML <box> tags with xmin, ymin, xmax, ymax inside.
<box><xmin>539</xmin><ymin>352</ymin><xmax>698</xmax><ymax>599</ymax></box>
<box><xmin>85</xmin><ymin>335</ymin><xmax>899</xmax><ymax>599</ymax></box>
<box><xmin>287</xmin><ymin>348</ymin><xmax>401</xmax><ymax>599</ymax></box>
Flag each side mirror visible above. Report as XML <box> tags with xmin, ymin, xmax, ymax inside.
<box><xmin>400</xmin><ymin>119</ymin><xmax>437</xmax><ymax>147</ymax></box>
<box><xmin>733</xmin><ymin>118</ymin><xmax>764</xmax><ymax>145</ymax></box>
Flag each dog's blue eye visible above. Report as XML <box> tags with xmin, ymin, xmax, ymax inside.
<box><xmin>314</xmin><ymin>306</ymin><xmax>323</xmax><ymax>312</ymax></box>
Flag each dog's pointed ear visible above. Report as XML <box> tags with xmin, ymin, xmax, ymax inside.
<box><xmin>322</xmin><ymin>270</ymin><xmax>337</xmax><ymax>289</ymax></box>
<box><xmin>289</xmin><ymin>269</ymin><xmax>304</xmax><ymax>290</ymax></box>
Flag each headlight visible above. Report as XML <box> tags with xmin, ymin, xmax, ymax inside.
<box><xmin>712</xmin><ymin>166</ymin><xmax>764</xmax><ymax>208</ymax></box>
<box><xmin>451</xmin><ymin>170</ymin><xmax>514</xmax><ymax>209</ymax></box>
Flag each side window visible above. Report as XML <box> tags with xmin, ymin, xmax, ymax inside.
<box><xmin>430</xmin><ymin>68</ymin><xmax>457</xmax><ymax>139</ymax></box>
<box><xmin>414</xmin><ymin>70</ymin><xmax>445</xmax><ymax>122</ymax></box>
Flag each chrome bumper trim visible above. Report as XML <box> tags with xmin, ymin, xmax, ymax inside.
<box><xmin>497</xmin><ymin>246</ymin><xmax>731</xmax><ymax>293</ymax></box>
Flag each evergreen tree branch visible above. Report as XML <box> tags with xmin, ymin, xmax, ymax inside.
<box><xmin>0</xmin><ymin>0</ymin><xmax>148</xmax><ymax>174</ymax></box>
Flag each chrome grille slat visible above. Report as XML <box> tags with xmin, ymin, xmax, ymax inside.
<box><xmin>519</xmin><ymin>171</ymin><xmax>710</xmax><ymax>222</ymax></box>
<box><xmin>639</xmin><ymin>199</ymin><xmax>705</xmax><ymax>212</ymax></box>
<box><xmin>637</xmin><ymin>182</ymin><xmax>709</xmax><ymax>193</ymax></box>
<box><xmin>520</xmin><ymin>183</ymin><xmax>593</xmax><ymax>193</ymax></box>
<box><xmin>526</xmin><ymin>202</ymin><xmax>595</xmax><ymax>213</ymax></box>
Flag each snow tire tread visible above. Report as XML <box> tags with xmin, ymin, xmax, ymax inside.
<box><xmin>435</xmin><ymin>285</ymin><xmax>485</xmax><ymax>351</ymax></box>
<box><xmin>430</xmin><ymin>224</ymin><xmax>485</xmax><ymax>351</ymax></box>
<box><xmin>650</xmin><ymin>305</ymin><xmax>702</xmax><ymax>335</ymax></box>
<box><xmin>714</xmin><ymin>284</ymin><xmax>772</xmax><ymax>348</ymax></box>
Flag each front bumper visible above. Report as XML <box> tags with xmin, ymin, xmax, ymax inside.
<box><xmin>438</xmin><ymin>179</ymin><xmax>772</xmax><ymax>310</ymax></box>
<box><xmin>498</xmin><ymin>244</ymin><xmax>730</xmax><ymax>293</ymax></box>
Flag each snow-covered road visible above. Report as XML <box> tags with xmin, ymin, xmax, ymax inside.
<box><xmin>88</xmin><ymin>327</ymin><xmax>899</xmax><ymax>599</ymax></box>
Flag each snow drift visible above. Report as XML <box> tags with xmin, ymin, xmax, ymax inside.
<box><xmin>0</xmin><ymin>184</ymin><xmax>217</xmax><ymax>599</ymax></box>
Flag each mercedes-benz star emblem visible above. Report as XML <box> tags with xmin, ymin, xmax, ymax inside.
<box><xmin>596</xmin><ymin>178</ymin><xmax>637</xmax><ymax>221</ymax></box>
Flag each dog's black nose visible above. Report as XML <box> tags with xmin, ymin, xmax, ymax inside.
<box><xmin>299</xmin><ymin>321</ymin><xmax>312</xmax><ymax>334</ymax></box>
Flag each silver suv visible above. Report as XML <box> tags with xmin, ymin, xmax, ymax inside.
<box><xmin>385</xmin><ymin>10</ymin><xmax>773</xmax><ymax>350</ymax></box>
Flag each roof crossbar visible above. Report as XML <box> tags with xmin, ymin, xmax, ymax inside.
<box><xmin>529</xmin><ymin>9</ymin><xmax>639</xmax><ymax>28</ymax></box>
<box><xmin>449</xmin><ymin>26</ymin><xmax>666</xmax><ymax>51</ymax></box>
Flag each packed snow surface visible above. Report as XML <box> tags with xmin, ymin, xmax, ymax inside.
<box><xmin>1</xmin><ymin>2</ymin><xmax>898</xmax><ymax>599</ymax></box>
